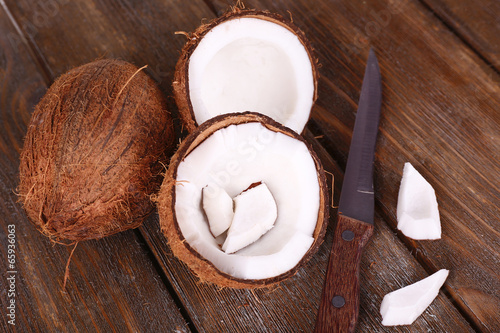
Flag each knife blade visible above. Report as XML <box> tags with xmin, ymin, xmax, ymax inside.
<box><xmin>314</xmin><ymin>49</ymin><xmax>382</xmax><ymax>333</ymax></box>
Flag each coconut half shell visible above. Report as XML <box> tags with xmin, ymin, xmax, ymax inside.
<box><xmin>157</xmin><ymin>112</ymin><xmax>328</xmax><ymax>288</ymax></box>
<box><xmin>173</xmin><ymin>9</ymin><xmax>319</xmax><ymax>134</ymax></box>
<box><xmin>18</xmin><ymin>59</ymin><xmax>175</xmax><ymax>242</ymax></box>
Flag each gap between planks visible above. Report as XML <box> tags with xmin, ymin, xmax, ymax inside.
<box><xmin>2</xmin><ymin>0</ymin><xmax>490</xmax><ymax>330</ymax></box>
<box><xmin>135</xmin><ymin>227</ymin><xmax>200</xmax><ymax>333</ymax></box>
<box><xmin>0</xmin><ymin>0</ymin><xmax>54</xmax><ymax>86</ymax></box>
<box><xmin>417</xmin><ymin>0</ymin><xmax>500</xmax><ymax>76</ymax></box>
<box><xmin>308</xmin><ymin>119</ymin><xmax>484</xmax><ymax>333</ymax></box>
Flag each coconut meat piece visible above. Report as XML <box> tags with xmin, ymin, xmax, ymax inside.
<box><xmin>380</xmin><ymin>269</ymin><xmax>449</xmax><ymax>326</ymax></box>
<box><xmin>174</xmin><ymin>122</ymin><xmax>320</xmax><ymax>280</ymax></box>
<box><xmin>222</xmin><ymin>183</ymin><xmax>277</xmax><ymax>254</ymax></box>
<box><xmin>188</xmin><ymin>17</ymin><xmax>315</xmax><ymax>133</ymax></box>
<box><xmin>397</xmin><ymin>163</ymin><xmax>441</xmax><ymax>240</ymax></box>
<box><xmin>202</xmin><ymin>184</ymin><xmax>234</xmax><ymax>237</ymax></box>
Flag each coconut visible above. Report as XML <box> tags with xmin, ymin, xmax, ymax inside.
<box><xmin>157</xmin><ymin>112</ymin><xmax>329</xmax><ymax>288</ymax></box>
<box><xmin>173</xmin><ymin>9</ymin><xmax>318</xmax><ymax>134</ymax></box>
<box><xmin>397</xmin><ymin>163</ymin><xmax>441</xmax><ymax>240</ymax></box>
<box><xmin>202</xmin><ymin>184</ymin><xmax>234</xmax><ymax>237</ymax></box>
<box><xmin>18</xmin><ymin>59</ymin><xmax>175</xmax><ymax>242</ymax></box>
<box><xmin>222</xmin><ymin>182</ymin><xmax>278</xmax><ymax>254</ymax></box>
<box><xmin>380</xmin><ymin>269</ymin><xmax>449</xmax><ymax>326</ymax></box>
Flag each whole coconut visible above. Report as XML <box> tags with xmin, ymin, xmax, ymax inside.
<box><xmin>18</xmin><ymin>59</ymin><xmax>174</xmax><ymax>242</ymax></box>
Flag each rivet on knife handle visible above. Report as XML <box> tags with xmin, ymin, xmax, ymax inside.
<box><xmin>314</xmin><ymin>215</ymin><xmax>374</xmax><ymax>333</ymax></box>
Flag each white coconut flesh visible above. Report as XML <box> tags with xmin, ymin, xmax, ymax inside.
<box><xmin>222</xmin><ymin>183</ymin><xmax>278</xmax><ymax>254</ymax></box>
<box><xmin>174</xmin><ymin>122</ymin><xmax>320</xmax><ymax>280</ymax></box>
<box><xmin>397</xmin><ymin>163</ymin><xmax>441</xmax><ymax>240</ymax></box>
<box><xmin>380</xmin><ymin>269</ymin><xmax>449</xmax><ymax>326</ymax></box>
<box><xmin>188</xmin><ymin>17</ymin><xmax>315</xmax><ymax>133</ymax></box>
<box><xmin>202</xmin><ymin>184</ymin><xmax>234</xmax><ymax>237</ymax></box>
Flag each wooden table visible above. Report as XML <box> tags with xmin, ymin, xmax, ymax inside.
<box><xmin>1</xmin><ymin>0</ymin><xmax>498</xmax><ymax>332</ymax></box>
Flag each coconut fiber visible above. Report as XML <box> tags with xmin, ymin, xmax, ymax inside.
<box><xmin>18</xmin><ymin>59</ymin><xmax>174</xmax><ymax>242</ymax></box>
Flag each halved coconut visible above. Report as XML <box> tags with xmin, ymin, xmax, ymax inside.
<box><xmin>157</xmin><ymin>112</ymin><xmax>328</xmax><ymax>288</ymax></box>
<box><xmin>173</xmin><ymin>9</ymin><xmax>318</xmax><ymax>134</ymax></box>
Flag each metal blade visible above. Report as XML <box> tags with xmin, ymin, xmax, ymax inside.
<box><xmin>338</xmin><ymin>49</ymin><xmax>382</xmax><ymax>224</ymax></box>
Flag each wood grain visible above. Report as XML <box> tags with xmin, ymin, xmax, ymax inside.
<box><xmin>0</xmin><ymin>0</ymin><xmax>497</xmax><ymax>332</ymax></box>
<box><xmin>421</xmin><ymin>0</ymin><xmax>500</xmax><ymax>71</ymax></box>
<box><xmin>205</xmin><ymin>0</ymin><xmax>500</xmax><ymax>331</ymax></box>
<box><xmin>139</xmin><ymin>130</ymin><xmax>474</xmax><ymax>332</ymax></box>
<box><xmin>0</xmin><ymin>5</ymin><xmax>190</xmax><ymax>333</ymax></box>
<box><xmin>308</xmin><ymin>131</ymin><xmax>474</xmax><ymax>333</ymax></box>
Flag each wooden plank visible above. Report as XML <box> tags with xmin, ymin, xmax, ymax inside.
<box><xmin>3</xmin><ymin>0</ymin><xmax>209</xmax><ymax>92</ymax></box>
<box><xmin>308</xmin><ymin>132</ymin><xmax>475</xmax><ymax>333</ymax></box>
<box><xmin>0</xmin><ymin>6</ymin><xmax>190</xmax><ymax>332</ymax></box>
<box><xmin>206</xmin><ymin>0</ymin><xmax>500</xmax><ymax>331</ymax></box>
<box><xmin>0</xmin><ymin>0</ymin><xmax>492</xmax><ymax>332</ymax></box>
<box><xmin>140</xmin><ymin>129</ymin><xmax>474</xmax><ymax>332</ymax></box>
<box><xmin>420</xmin><ymin>0</ymin><xmax>500</xmax><ymax>72</ymax></box>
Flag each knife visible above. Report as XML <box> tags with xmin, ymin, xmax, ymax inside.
<box><xmin>314</xmin><ymin>49</ymin><xmax>382</xmax><ymax>333</ymax></box>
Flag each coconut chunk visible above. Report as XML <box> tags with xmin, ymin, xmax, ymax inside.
<box><xmin>222</xmin><ymin>183</ymin><xmax>277</xmax><ymax>254</ymax></box>
<box><xmin>202</xmin><ymin>184</ymin><xmax>234</xmax><ymax>237</ymax></box>
<box><xmin>380</xmin><ymin>269</ymin><xmax>449</xmax><ymax>326</ymax></box>
<box><xmin>397</xmin><ymin>163</ymin><xmax>441</xmax><ymax>240</ymax></box>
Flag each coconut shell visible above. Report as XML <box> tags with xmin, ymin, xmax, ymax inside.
<box><xmin>18</xmin><ymin>59</ymin><xmax>175</xmax><ymax>242</ymax></box>
<box><xmin>173</xmin><ymin>9</ymin><xmax>319</xmax><ymax>133</ymax></box>
<box><xmin>157</xmin><ymin>112</ymin><xmax>329</xmax><ymax>289</ymax></box>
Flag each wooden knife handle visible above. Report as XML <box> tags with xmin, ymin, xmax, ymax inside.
<box><xmin>314</xmin><ymin>214</ymin><xmax>374</xmax><ymax>333</ymax></box>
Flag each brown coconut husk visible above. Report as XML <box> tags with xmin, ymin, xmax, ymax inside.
<box><xmin>156</xmin><ymin>112</ymin><xmax>329</xmax><ymax>289</ymax></box>
<box><xmin>173</xmin><ymin>8</ymin><xmax>320</xmax><ymax>133</ymax></box>
<box><xmin>18</xmin><ymin>59</ymin><xmax>175</xmax><ymax>242</ymax></box>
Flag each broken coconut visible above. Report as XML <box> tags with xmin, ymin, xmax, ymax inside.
<box><xmin>222</xmin><ymin>182</ymin><xmax>278</xmax><ymax>254</ymax></box>
<box><xmin>173</xmin><ymin>9</ymin><xmax>318</xmax><ymax>134</ymax></box>
<box><xmin>202</xmin><ymin>184</ymin><xmax>234</xmax><ymax>237</ymax></box>
<box><xmin>18</xmin><ymin>59</ymin><xmax>175</xmax><ymax>242</ymax></box>
<box><xmin>157</xmin><ymin>112</ymin><xmax>328</xmax><ymax>288</ymax></box>
<box><xmin>397</xmin><ymin>162</ymin><xmax>441</xmax><ymax>240</ymax></box>
<box><xmin>380</xmin><ymin>269</ymin><xmax>449</xmax><ymax>326</ymax></box>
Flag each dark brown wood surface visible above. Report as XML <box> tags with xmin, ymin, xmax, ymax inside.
<box><xmin>0</xmin><ymin>0</ymin><xmax>498</xmax><ymax>332</ymax></box>
<box><xmin>421</xmin><ymin>0</ymin><xmax>500</xmax><ymax>71</ymax></box>
<box><xmin>0</xmin><ymin>6</ymin><xmax>190</xmax><ymax>333</ymax></box>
